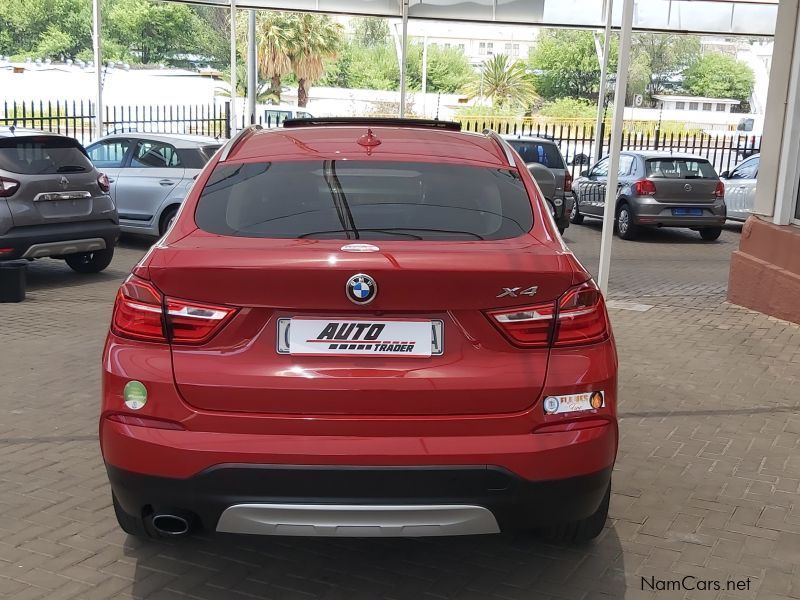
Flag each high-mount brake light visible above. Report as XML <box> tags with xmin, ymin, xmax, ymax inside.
<box><xmin>111</xmin><ymin>275</ymin><xmax>236</xmax><ymax>344</ymax></box>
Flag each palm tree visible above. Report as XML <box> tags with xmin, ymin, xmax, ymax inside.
<box><xmin>287</xmin><ymin>14</ymin><xmax>343</xmax><ymax>107</ymax></box>
<box><xmin>255</xmin><ymin>11</ymin><xmax>293</xmax><ymax>104</ymax></box>
<box><xmin>466</xmin><ymin>54</ymin><xmax>538</xmax><ymax>110</ymax></box>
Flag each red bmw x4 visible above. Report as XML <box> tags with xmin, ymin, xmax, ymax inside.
<box><xmin>101</xmin><ymin>118</ymin><xmax>618</xmax><ymax>543</ymax></box>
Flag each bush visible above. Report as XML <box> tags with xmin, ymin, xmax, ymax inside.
<box><xmin>538</xmin><ymin>98</ymin><xmax>597</xmax><ymax>119</ymax></box>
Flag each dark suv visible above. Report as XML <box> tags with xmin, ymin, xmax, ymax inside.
<box><xmin>0</xmin><ymin>128</ymin><xmax>119</xmax><ymax>272</ymax></box>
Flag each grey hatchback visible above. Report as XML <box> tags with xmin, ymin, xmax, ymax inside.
<box><xmin>0</xmin><ymin>128</ymin><xmax>119</xmax><ymax>272</ymax></box>
<box><xmin>571</xmin><ymin>152</ymin><xmax>727</xmax><ymax>241</ymax></box>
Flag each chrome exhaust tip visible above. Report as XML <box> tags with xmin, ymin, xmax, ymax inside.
<box><xmin>151</xmin><ymin>513</ymin><xmax>192</xmax><ymax>536</ymax></box>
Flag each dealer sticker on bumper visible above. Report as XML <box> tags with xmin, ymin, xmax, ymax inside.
<box><xmin>278</xmin><ymin>318</ymin><xmax>443</xmax><ymax>357</ymax></box>
<box><xmin>543</xmin><ymin>391</ymin><xmax>605</xmax><ymax>415</ymax></box>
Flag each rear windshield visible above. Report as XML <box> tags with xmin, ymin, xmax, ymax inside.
<box><xmin>506</xmin><ymin>140</ymin><xmax>565</xmax><ymax>169</ymax></box>
<box><xmin>0</xmin><ymin>136</ymin><xmax>92</xmax><ymax>175</ymax></box>
<box><xmin>195</xmin><ymin>160</ymin><xmax>533</xmax><ymax>241</ymax></box>
<box><xmin>645</xmin><ymin>158</ymin><xmax>717</xmax><ymax>179</ymax></box>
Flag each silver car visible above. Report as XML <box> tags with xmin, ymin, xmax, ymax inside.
<box><xmin>571</xmin><ymin>152</ymin><xmax>727</xmax><ymax>241</ymax></box>
<box><xmin>86</xmin><ymin>134</ymin><xmax>221</xmax><ymax>236</ymax></box>
<box><xmin>0</xmin><ymin>128</ymin><xmax>119</xmax><ymax>272</ymax></box>
<box><xmin>503</xmin><ymin>136</ymin><xmax>574</xmax><ymax>234</ymax></box>
<box><xmin>720</xmin><ymin>154</ymin><xmax>758</xmax><ymax>222</ymax></box>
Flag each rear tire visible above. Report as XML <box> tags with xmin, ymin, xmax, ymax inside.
<box><xmin>65</xmin><ymin>247</ymin><xmax>114</xmax><ymax>273</ymax></box>
<box><xmin>159</xmin><ymin>206</ymin><xmax>179</xmax><ymax>237</ymax></box>
<box><xmin>615</xmin><ymin>204</ymin><xmax>638</xmax><ymax>240</ymax></box>
<box><xmin>699</xmin><ymin>227</ymin><xmax>722</xmax><ymax>241</ymax></box>
<box><xmin>542</xmin><ymin>482</ymin><xmax>610</xmax><ymax>544</ymax></box>
<box><xmin>569</xmin><ymin>201</ymin><xmax>584</xmax><ymax>224</ymax></box>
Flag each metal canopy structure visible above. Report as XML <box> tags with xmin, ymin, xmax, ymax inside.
<box><xmin>171</xmin><ymin>0</ymin><xmax>777</xmax><ymax>36</ymax></box>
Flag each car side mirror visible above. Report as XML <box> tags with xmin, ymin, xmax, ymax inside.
<box><xmin>580</xmin><ymin>170</ymin><xmax>589</xmax><ymax>177</ymax></box>
<box><xmin>720</xmin><ymin>171</ymin><xmax>730</xmax><ymax>179</ymax></box>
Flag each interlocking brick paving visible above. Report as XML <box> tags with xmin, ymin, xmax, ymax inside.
<box><xmin>1</xmin><ymin>222</ymin><xmax>797</xmax><ymax>599</ymax></box>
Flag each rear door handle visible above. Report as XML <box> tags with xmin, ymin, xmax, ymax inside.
<box><xmin>107</xmin><ymin>178</ymin><xmax>115</xmax><ymax>183</ymax></box>
<box><xmin>159</xmin><ymin>179</ymin><xmax>176</xmax><ymax>186</ymax></box>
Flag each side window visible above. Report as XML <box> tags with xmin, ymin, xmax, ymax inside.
<box><xmin>730</xmin><ymin>159</ymin><xmax>757</xmax><ymax>180</ymax></box>
<box><xmin>132</xmin><ymin>141</ymin><xmax>181</xmax><ymax>169</ymax></box>
<box><xmin>618</xmin><ymin>155</ymin><xmax>635</xmax><ymax>176</ymax></box>
<box><xmin>87</xmin><ymin>139</ymin><xmax>130</xmax><ymax>168</ymax></box>
<box><xmin>591</xmin><ymin>158</ymin><xmax>609</xmax><ymax>178</ymax></box>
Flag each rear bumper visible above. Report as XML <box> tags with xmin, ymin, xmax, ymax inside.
<box><xmin>630</xmin><ymin>197</ymin><xmax>726</xmax><ymax>228</ymax></box>
<box><xmin>106</xmin><ymin>462</ymin><xmax>613</xmax><ymax>534</ymax></box>
<box><xmin>0</xmin><ymin>220</ymin><xmax>119</xmax><ymax>259</ymax></box>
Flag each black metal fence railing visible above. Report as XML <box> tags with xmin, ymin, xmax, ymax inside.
<box><xmin>1</xmin><ymin>99</ymin><xmax>760</xmax><ymax>176</ymax></box>
<box><xmin>0</xmin><ymin>100</ymin><xmax>232</xmax><ymax>145</ymax></box>
<box><xmin>458</xmin><ymin>119</ymin><xmax>761</xmax><ymax>179</ymax></box>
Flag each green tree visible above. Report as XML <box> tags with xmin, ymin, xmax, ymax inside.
<box><xmin>465</xmin><ymin>54</ymin><xmax>537</xmax><ymax>110</ymax></box>
<box><xmin>0</xmin><ymin>0</ymin><xmax>92</xmax><ymax>59</ymax></box>
<box><xmin>352</xmin><ymin>17</ymin><xmax>390</xmax><ymax>48</ymax></box>
<box><xmin>529</xmin><ymin>29</ymin><xmax>618</xmax><ymax>101</ymax></box>
<box><xmin>287</xmin><ymin>13</ymin><xmax>343</xmax><ymax>107</ymax></box>
<box><xmin>252</xmin><ymin>11</ymin><xmax>294</xmax><ymax>103</ymax></box>
<box><xmin>682</xmin><ymin>53</ymin><xmax>754</xmax><ymax>101</ymax></box>
<box><xmin>405</xmin><ymin>43</ymin><xmax>474</xmax><ymax>93</ymax></box>
<box><xmin>539</xmin><ymin>98</ymin><xmax>597</xmax><ymax>119</ymax></box>
<box><xmin>107</xmin><ymin>0</ymin><xmax>212</xmax><ymax>64</ymax></box>
<box><xmin>632</xmin><ymin>33</ymin><xmax>700</xmax><ymax>99</ymax></box>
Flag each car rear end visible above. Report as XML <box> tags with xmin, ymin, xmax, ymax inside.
<box><xmin>628</xmin><ymin>155</ymin><xmax>726</xmax><ymax>231</ymax></box>
<box><xmin>0</xmin><ymin>131</ymin><xmax>118</xmax><ymax>261</ymax></box>
<box><xmin>100</xmin><ymin>122</ymin><xmax>618</xmax><ymax>541</ymax></box>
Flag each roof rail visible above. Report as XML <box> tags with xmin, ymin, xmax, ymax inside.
<box><xmin>483</xmin><ymin>128</ymin><xmax>517</xmax><ymax>167</ymax></box>
<box><xmin>219</xmin><ymin>124</ymin><xmax>263</xmax><ymax>161</ymax></box>
<box><xmin>283</xmin><ymin>117</ymin><xmax>461</xmax><ymax>131</ymax></box>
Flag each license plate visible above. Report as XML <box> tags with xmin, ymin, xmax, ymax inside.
<box><xmin>277</xmin><ymin>318</ymin><xmax>443</xmax><ymax>357</ymax></box>
<box><xmin>672</xmin><ymin>207</ymin><xmax>703</xmax><ymax>216</ymax></box>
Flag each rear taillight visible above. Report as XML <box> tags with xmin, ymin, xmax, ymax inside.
<box><xmin>97</xmin><ymin>173</ymin><xmax>111</xmax><ymax>193</ymax></box>
<box><xmin>111</xmin><ymin>275</ymin><xmax>236</xmax><ymax>344</ymax></box>
<box><xmin>563</xmin><ymin>170</ymin><xmax>572</xmax><ymax>193</ymax></box>
<box><xmin>634</xmin><ymin>179</ymin><xmax>657</xmax><ymax>196</ymax></box>
<box><xmin>0</xmin><ymin>176</ymin><xmax>20</xmax><ymax>197</ymax></box>
<box><xmin>714</xmin><ymin>180</ymin><xmax>725</xmax><ymax>198</ymax></box>
<box><xmin>553</xmin><ymin>281</ymin><xmax>609</xmax><ymax>346</ymax></box>
<box><xmin>488</xmin><ymin>281</ymin><xmax>609</xmax><ymax>348</ymax></box>
<box><xmin>112</xmin><ymin>277</ymin><xmax>167</xmax><ymax>342</ymax></box>
<box><xmin>487</xmin><ymin>302</ymin><xmax>556</xmax><ymax>348</ymax></box>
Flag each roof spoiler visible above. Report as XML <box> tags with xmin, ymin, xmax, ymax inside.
<box><xmin>483</xmin><ymin>128</ymin><xmax>517</xmax><ymax>167</ymax></box>
<box><xmin>219</xmin><ymin>124</ymin><xmax>263</xmax><ymax>162</ymax></box>
<box><xmin>283</xmin><ymin>117</ymin><xmax>461</xmax><ymax>131</ymax></box>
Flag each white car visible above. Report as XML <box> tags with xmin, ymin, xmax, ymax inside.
<box><xmin>86</xmin><ymin>133</ymin><xmax>221</xmax><ymax>237</ymax></box>
<box><xmin>721</xmin><ymin>154</ymin><xmax>758</xmax><ymax>222</ymax></box>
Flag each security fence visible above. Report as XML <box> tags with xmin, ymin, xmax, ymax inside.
<box><xmin>1</xmin><ymin>99</ymin><xmax>760</xmax><ymax>177</ymax></box>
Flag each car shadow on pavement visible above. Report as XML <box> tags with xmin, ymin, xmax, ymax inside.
<box><xmin>572</xmin><ymin>219</ymin><xmax>741</xmax><ymax>244</ymax></box>
<box><xmin>124</xmin><ymin>526</ymin><xmax>626</xmax><ymax>599</ymax></box>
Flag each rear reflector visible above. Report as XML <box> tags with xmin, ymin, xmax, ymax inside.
<box><xmin>634</xmin><ymin>179</ymin><xmax>657</xmax><ymax>196</ymax></box>
<box><xmin>488</xmin><ymin>280</ymin><xmax>609</xmax><ymax>348</ymax></box>
<box><xmin>111</xmin><ymin>275</ymin><xmax>236</xmax><ymax>344</ymax></box>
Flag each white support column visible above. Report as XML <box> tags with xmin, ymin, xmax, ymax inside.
<box><xmin>596</xmin><ymin>0</ymin><xmax>634</xmax><ymax>296</ymax></box>
<box><xmin>92</xmin><ymin>0</ymin><xmax>103</xmax><ymax>139</ymax></box>
<box><xmin>247</xmin><ymin>9</ymin><xmax>257</xmax><ymax>125</ymax></box>
<box><xmin>399</xmin><ymin>0</ymin><xmax>409</xmax><ymax>117</ymax></box>
<box><xmin>421</xmin><ymin>36</ymin><xmax>428</xmax><ymax>117</ymax></box>
<box><xmin>593</xmin><ymin>0</ymin><xmax>613</xmax><ymax>163</ymax></box>
<box><xmin>229</xmin><ymin>0</ymin><xmax>238</xmax><ymax>136</ymax></box>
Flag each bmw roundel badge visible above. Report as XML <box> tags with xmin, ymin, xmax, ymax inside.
<box><xmin>346</xmin><ymin>273</ymin><xmax>377</xmax><ymax>305</ymax></box>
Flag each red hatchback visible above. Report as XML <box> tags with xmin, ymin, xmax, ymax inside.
<box><xmin>101</xmin><ymin>119</ymin><xmax>618</xmax><ymax>542</ymax></box>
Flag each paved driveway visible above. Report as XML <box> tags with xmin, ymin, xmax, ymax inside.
<box><xmin>1</xmin><ymin>223</ymin><xmax>799</xmax><ymax>600</ymax></box>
